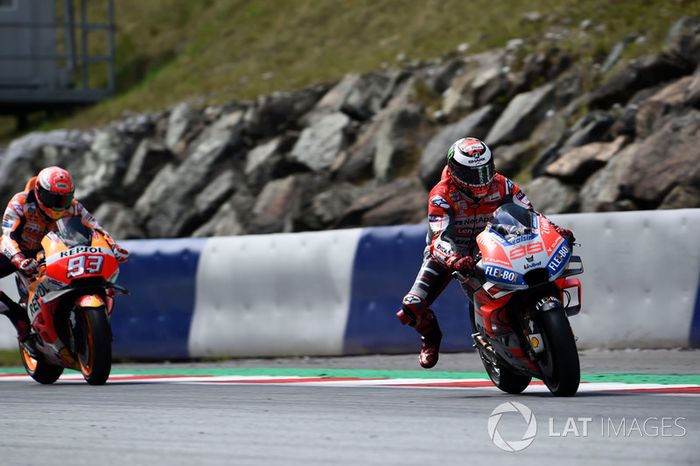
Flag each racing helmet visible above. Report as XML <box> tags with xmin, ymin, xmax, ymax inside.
<box><xmin>34</xmin><ymin>166</ymin><xmax>74</xmax><ymax>220</ymax></box>
<box><xmin>446</xmin><ymin>137</ymin><xmax>495</xmax><ymax>198</ymax></box>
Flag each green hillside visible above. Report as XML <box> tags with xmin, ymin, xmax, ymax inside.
<box><xmin>7</xmin><ymin>0</ymin><xmax>700</xmax><ymax>134</ymax></box>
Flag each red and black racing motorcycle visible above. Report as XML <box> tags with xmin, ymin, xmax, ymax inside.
<box><xmin>459</xmin><ymin>203</ymin><xmax>584</xmax><ymax>396</ymax></box>
<box><xmin>16</xmin><ymin>217</ymin><xmax>127</xmax><ymax>385</ymax></box>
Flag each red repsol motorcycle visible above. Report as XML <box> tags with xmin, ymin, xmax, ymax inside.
<box><xmin>459</xmin><ymin>203</ymin><xmax>584</xmax><ymax>396</ymax></box>
<box><xmin>16</xmin><ymin>217</ymin><xmax>128</xmax><ymax>385</ymax></box>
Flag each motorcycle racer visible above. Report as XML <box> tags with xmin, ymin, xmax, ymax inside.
<box><xmin>397</xmin><ymin>137</ymin><xmax>575</xmax><ymax>369</ymax></box>
<box><xmin>0</xmin><ymin>166</ymin><xmax>129</xmax><ymax>342</ymax></box>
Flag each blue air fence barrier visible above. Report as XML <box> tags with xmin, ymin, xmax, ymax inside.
<box><xmin>343</xmin><ymin>224</ymin><xmax>474</xmax><ymax>354</ymax></box>
<box><xmin>691</xmin><ymin>270</ymin><xmax>700</xmax><ymax>348</ymax></box>
<box><xmin>110</xmin><ymin>238</ymin><xmax>205</xmax><ymax>360</ymax></box>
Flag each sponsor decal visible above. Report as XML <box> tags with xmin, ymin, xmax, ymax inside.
<box><xmin>484</xmin><ymin>265</ymin><xmax>519</xmax><ymax>283</ymax></box>
<box><xmin>547</xmin><ymin>244</ymin><xmax>570</xmax><ymax>274</ymax></box>
<box><xmin>431</xmin><ymin>196</ymin><xmax>450</xmax><ymax>210</ymax></box>
<box><xmin>402</xmin><ymin>295</ymin><xmax>422</xmax><ymax>305</ymax></box>
<box><xmin>59</xmin><ymin>246</ymin><xmax>104</xmax><ymax>258</ymax></box>
<box><xmin>523</xmin><ymin>261</ymin><xmax>543</xmax><ymax>270</ymax></box>
<box><xmin>435</xmin><ymin>242</ymin><xmax>451</xmax><ymax>256</ymax></box>
<box><xmin>536</xmin><ymin>296</ymin><xmax>561</xmax><ymax>310</ymax></box>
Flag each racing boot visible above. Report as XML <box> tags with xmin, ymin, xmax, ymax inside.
<box><xmin>396</xmin><ymin>296</ymin><xmax>443</xmax><ymax>369</ymax></box>
<box><xmin>0</xmin><ymin>291</ymin><xmax>31</xmax><ymax>342</ymax></box>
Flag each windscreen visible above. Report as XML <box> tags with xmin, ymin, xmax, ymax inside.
<box><xmin>54</xmin><ymin>217</ymin><xmax>93</xmax><ymax>247</ymax></box>
<box><xmin>490</xmin><ymin>203</ymin><xmax>533</xmax><ymax>239</ymax></box>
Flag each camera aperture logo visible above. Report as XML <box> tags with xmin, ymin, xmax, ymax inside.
<box><xmin>487</xmin><ymin>402</ymin><xmax>537</xmax><ymax>452</ymax></box>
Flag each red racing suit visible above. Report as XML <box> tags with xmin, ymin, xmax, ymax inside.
<box><xmin>0</xmin><ymin>177</ymin><xmax>114</xmax><ymax>278</ymax></box>
<box><xmin>400</xmin><ymin>167</ymin><xmax>532</xmax><ymax>321</ymax></box>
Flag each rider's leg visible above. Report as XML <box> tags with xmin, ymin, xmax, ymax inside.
<box><xmin>396</xmin><ymin>254</ymin><xmax>451</xmax><ymax>368</ymax></box>
<box><xmin>0</xmin><ymin>255</ymin><xmax>30</xmax><ymax>342</ymax></box>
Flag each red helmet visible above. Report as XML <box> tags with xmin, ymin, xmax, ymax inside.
<box><xmin>34</xmin><ymin>166</ymin><xmax>74</xmax><ymax>220</ymax></box>
<box><xmin>446</xmin><ymin>137</ymin><xmax>495</xmax><ymax>198</ymax></box>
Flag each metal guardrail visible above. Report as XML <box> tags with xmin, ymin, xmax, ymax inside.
<box><xmin>0</xmin><ymin>0</ymin><xmax>115</xmax><ymax>115</ymax></box>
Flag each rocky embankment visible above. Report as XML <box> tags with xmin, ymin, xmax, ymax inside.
<box><xmin>1</xmin><ymin>17</ymin><xmax>699</xmax><ymax>239</ymax></box>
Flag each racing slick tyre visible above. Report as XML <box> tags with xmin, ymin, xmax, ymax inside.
<box><xmin>20</xmin><ymin>343</ymin><xmax>64</xmax><ymax>384</ymax></box>
<box><xmin>478</xmin><ymin>348</ymin><xmax>532</xmax><ymax>394</ymax></box>
<box><xmin>537</xmin><ymin>306</ymin><xmax>580</xmax><ymax>397</ymax></box>
<box><xmin>76</xmin><ymin>307</ymin><xmax>112</xmax><ymax>386</ymax></box>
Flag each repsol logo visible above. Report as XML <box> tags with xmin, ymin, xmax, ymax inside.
<box><xmin>60</xmin><ymin>246</ymin><xmax>101</xmax><ymax>258</ymax></box>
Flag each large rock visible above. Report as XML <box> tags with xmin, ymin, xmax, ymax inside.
<box><xmin>588</xmin><ymin>53</ymin><xmax>693</xmax><ymax>109</ymax></box>
<box><xmin>658</xmin><ymin>184</ymin><xmax>700</xmax><ymax>209</ymax></box>
<box><xmin>689</xmin><ymin>66</ymin><xmax>700</xmax><ymax>108</ymax></box>
<box><xmin>0</xmin><ymin>130</ymin><xmax>91</xmax><ymax>200</ymax></box>
<box><xmin>418</xmin><ymin>105</ymin><xmax>499</xmax><ymax>188</ymax></box>
<box><xmin>361</xmin><ymin>188</ymin><xmax>426</xmax><ymax>226</ymax></box>
<box><xmin>73</xmin><ymin>129</ymin><xmax>138</xmax><ymax>210</ymax></box>
<box><xmin>165</xmin><ymin>101</ymin><xmax>204</xmax><ymax>156</ymax></box>
<box><xmin>373</xmin><ymin>104</ymin><xmax>424</xmax><ymax>181</ymax></box>
<box><xmin>92</xmin><ymin>202</ymin><xmax>145</xmax><ymax>239</ymax></box>
<box><xmin>545</xmin><ymin>136</ymin><xmax>627</xmax><ymax>180</ymax></box>
<box><xmin>122</xmin><ymin>138</ymin><xmax>174</xmax><ymax>203</ymax></box>
<box><xmin>250</xmin><ymin>174</ymin><xmax>325</xmax><ymax>233</ymax></box>
<box><xmin>192</xmin><ymin>197</ymin><xmax>245</xmax><ymax>237</ymax></box>
<box><xmin>579</xmin><ymin>142</ymin><xmax>640</xmax><ymax>212</ymax></box>
<box><xmin>622</xmin><ymin>110</ymin><xmax>700</xmax><ymax>207</ymax></box>
<box><xmin>524</xmin><ymin>177</ymin><xmax>579</xmax><ymax>214</ymax></box>
<box><xmin>560</xmin><ymin>111</ymin><xmax>616</xmax><ymax>150</ymax></box>
<box><xmin>133</xmin><ymin>163</ymin><xmax>177</xmax><ymax>222</ymax></box>
<box><xmin>143</xmin><ymin>111</ymin><xmax>246</xmax><ymax>237</ymax></box>
<box><xmin>243</xmin><ymin>135</ymin><xmax>305</xmax><ymax>192</ymax></box>
<box><xmin>289</xmin><ymin>112</ymin><xmax>352</xmax><ymax>171</ymax></box>
<box><xmin>442</xmin><ymin>50</ymin><xmax>507</xmax><ymax>115</ymax></box>
<box><xmin>486</xmin><ymin>83</ymin><xmax>555</xmax><ymax>147</ymax></box>
<box><xmin>665</xmin><ymin>16</ymin><xmax>700</xmax><ymax>68</ymax></box>
<box><xmin>493</xmin><ymin>139</ymin><xmax>540</xmax><ymax>178</ymax></box>
<box><xmin>314</xmin><ymin>72</ymin><xmax>402</xmax><ymax>121</ymax></box>
<box><xmin>423</xmin><ymin>58</ymin><xmax>463</xmax><ymax>94</ymax></box>
<box><xmin>634</xmin><ymin>76</ymin><xmax>694</xmax><ymax>138</ymax></box>
<box><xmin>336</xmin><ymin>177</ymin><xmax>425</xmax><ymax>227</ymax></box>
<box><xmin>245</xmin><ymin>87</ymin><xmax>327</xmax><ymax>138</ymax></box>
<box><xmin>302</xmin><ymin>182</ymin><xmax>372</xmax><ymax>230</ymax></box>
<box><xmin>333</xmin><ymin>119</ymin><xmax>381</xmax><ymax>182</ymax></box>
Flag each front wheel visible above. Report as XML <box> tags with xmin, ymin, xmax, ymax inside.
<box><xmin>479</xmin><ymin>347</ymin><xmax>532</xmax><ymax>394</ymax></box>
<box><xmin>537</xmin><ymin>307</ymin><xmax>580</xmax><ymax>396</ymax></box>
<box><xmin>75</xmin><ymin>307</ymin><xmax>112</xmax><ymax>385</ymax></box>
<box><xmin>20</xmin><ymin>343</ymin><xmax>64</xmax><ymax>384</ymax></box>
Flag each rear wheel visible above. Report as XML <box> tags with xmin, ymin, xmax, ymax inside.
<box><xmin>75</xmin><ymin>307</ymin><xmax>112</xmax><ymax>385</ymax></box>
<box><xmin>537</xmin><ymin>307</ymin><xmax>580</xmax><ymax>396</ymax></box>
<box><xmin>479</xmin><ymin>347</ymin><xmax>532</xmax><ymax>394</ymax></box>
<box><xmin>20</xmin><ymin>344</ymin><xmax>63</xmax><ymax>384</ymax></box>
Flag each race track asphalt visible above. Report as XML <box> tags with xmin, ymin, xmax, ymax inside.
<box><xmin>0</xmin><ymin>350</ymin><xmax>698</xmax><ymax>466</ymax></box>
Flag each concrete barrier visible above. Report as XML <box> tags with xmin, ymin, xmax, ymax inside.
<box><xmin>1</xmin><ymin>208</ymin><xmax>698</xmax><ymax>358</ymax></box>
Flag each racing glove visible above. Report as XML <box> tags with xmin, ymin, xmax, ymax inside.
<box><xmin>11</xmin><ymin>254</ymin><xmax>38</xmax><ymax>277</ymax></box>
<box><xmin>445</xmin><ymin>254</ymin><xmax>475</xmax><ymax>275</ymax></box>
<box><xmin>554</xmin><ymin>225</ymin><xmax>576</xmax><ymax>244</ymax></box>
<box><xmin>111</xmin><ymin>243</ymin><xmax>129</xmax><ymax>263</ymax></box>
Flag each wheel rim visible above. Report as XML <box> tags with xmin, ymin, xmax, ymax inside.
<box><xmin>78</xmin><ymin>313</ymin><xmax>95</xmax><ymax>377</ymax></box>
<box><xmin>538</xmin><ymin>328</ymin><xmax>560</xmax><ymax>390</ymax></box>
<box><xmin>479</xmin><ymin>350</ymin><xmax>501</xmax><ymax>384</ymax></box>
<box><xmin>21</xmin><ymin>346</ymin><xmax>37</xmax><ymax>372</ymax></box>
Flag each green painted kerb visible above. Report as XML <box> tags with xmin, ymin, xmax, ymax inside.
<box><xmin>1</xmin><ymin>367</ymin><xmax>699</xmax><ymax>385</ymax></box>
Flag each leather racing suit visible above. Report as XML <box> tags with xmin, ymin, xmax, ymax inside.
<box><xmin>0</xmin><ymin>177</ymin><xmax>118</xmax><ymax>337</ymax></box>
<box><xmin>397</xmin><ymin>167</ymin><xmax>532</xmax><ymax>358</ymax></box>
